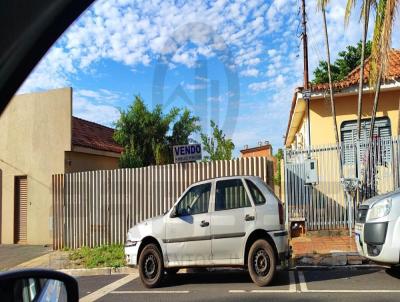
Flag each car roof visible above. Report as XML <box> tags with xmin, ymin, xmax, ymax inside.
<box><xmin>189</xmin><ymin>175</ymin><xmax>261</xmax><ymax>186</ymax></box>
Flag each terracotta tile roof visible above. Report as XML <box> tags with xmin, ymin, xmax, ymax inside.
<box><xmin>284</xmin><ymin>49</ymin><xmax>400</xmax><ymax>146</ymax></box>
<box><xmin>311</xmin><ymin>49</ymin><xmax>400</xmax><ymax>92</ymax></box>
<box><xmin>240</xmin><ymin>144</ymin><xmax>272</xmax><ymax>154</ymax></box>
<box><xmin>72</xmin><ymin>117</ymin><xmax>123</xmax><ymax>154</ymax></box>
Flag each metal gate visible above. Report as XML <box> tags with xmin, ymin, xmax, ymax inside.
<box><xmin>284</xmin><ymin>137</ymin><xmax>400</xmax><ymax>231</ymax></box>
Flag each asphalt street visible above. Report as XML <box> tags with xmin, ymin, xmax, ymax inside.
<box><xmin>77</xmin><ymin>267</ymin><xmax>400</xmax><ymax>302</ymax></box>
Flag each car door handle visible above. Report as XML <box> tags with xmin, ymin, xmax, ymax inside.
<box><xmin>245</xmin><ymin>214</ymin><xmax>255</xmax><ymax>221</ymax></box>
<box><xmin>200</xmin><ymin>220</ymin><xmax>209</xmax><ymax>227</ymax></box>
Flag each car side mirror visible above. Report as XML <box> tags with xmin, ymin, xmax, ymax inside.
<box><xmin>170</xmin><ymin>206</ymin><xmax>178</xmax><ymax>218</ymax></box>
<box><xmin>0</xmin><ymin>269</ymin><xmax>79</xmax><ymax>302</ymax></box>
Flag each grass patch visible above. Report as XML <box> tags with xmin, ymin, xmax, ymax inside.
<box><xmin>68</xmin><ymin>244</ymin><xmax>125</xmax><ymax>268</ymax></box>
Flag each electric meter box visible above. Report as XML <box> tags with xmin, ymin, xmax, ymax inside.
<box><xmin>305</xmin><ymin>159</ymin><xmax>318</xmax><ymax>184</ymax></box>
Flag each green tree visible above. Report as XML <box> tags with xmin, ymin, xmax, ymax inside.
<box><xmin>273</xmin><ymin>148</ymin><xmax>283</xmax><ymax>186</ymax></box>
<box><xmin>312</xmin><ymin>41</ymin><xmax>372</xmax><ymax>84</ymax></box>
<box><xmin>200</xmin><ymin>121</ymin><xmax>235</xmax><ymax>161</ymax></box>
<box><xmin>113</xmin><ymin>96</ymin><xmax>200</xmax><ymax>168</ymax></box>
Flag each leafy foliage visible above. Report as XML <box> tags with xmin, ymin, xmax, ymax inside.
<box><xmin>68</xmin><ymin>244</ymin><xmax>125</xmax><ymax>268</ymax></box>
<box><xmin>113</xmin><ymin>96</ymin><xmax>200</xmax><ymax>168</ymax></box>
<box><xmin>312</xmin><ymin>41</ymin><xmax>372</xmax><ymax>84</ymax></box>
<box><xmin>273</xmin><ymin>148</ymin><xmax>283</xmax><ymax>186</ymax></box>
<box><xmin>200</xmin><ymin>121</ymin><xmax>235</xmax><ymax>161</ymax></box>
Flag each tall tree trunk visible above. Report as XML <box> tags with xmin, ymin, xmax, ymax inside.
<box><xmin>322</xmin><ymin>7</ymin><xmax>344</xmax><ymax>179</ymax></box>
<box><xmin>365</xmin><ymin>65</ymin><xmax>383</xmax><ymax>198</ymax></box>
<box><xmin>370</xmin><ymin>66</ymin><xmax>384</xmax><ymax>141</ymax></box>
<box><xmin>357</xmin><ymin>1</ymin><xmax>370</xmax><ymax>139</ymax></box>
<box><xmin>356</xmin><ymin>0</ymin><xmax>370</xmax><ymax>205</ymax></box>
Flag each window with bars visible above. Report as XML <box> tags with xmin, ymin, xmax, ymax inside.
<box><xmin>340</xmin><ymin>117</ymin><xmax>392</xmax><ymax>165</ymax></box>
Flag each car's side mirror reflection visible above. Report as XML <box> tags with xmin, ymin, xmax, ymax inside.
<box><xmin>0</xmin><ymin>269</ymin><xmax>79</xmax><ymax>302</ymax></box>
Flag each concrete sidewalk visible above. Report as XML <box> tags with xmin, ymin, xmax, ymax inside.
<box><xmin>0</xmin><ymin>244</ymin><xmax>52</xmax><ymax>271</ymax></box>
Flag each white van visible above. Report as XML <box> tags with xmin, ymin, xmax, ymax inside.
<box><xmin>125</xmin><ymin>176</ymin><xmax>290</xmax><ymax>287</ymax></box>
<box><xmin>355</xmin><ymin>190</ymin><xmax>400</xmax><ymax>265</ymax></box>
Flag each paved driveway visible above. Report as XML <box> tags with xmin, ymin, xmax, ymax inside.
<box><xmin>0</xmin><ymin>244</ymin><xmax>52</xmax><ymax>270</ymax></box>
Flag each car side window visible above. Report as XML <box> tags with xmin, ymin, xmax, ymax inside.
<box><xmin>215</xmin><ymin>179</ymin><xmax>251</xmax><ymax>211</ymax></box>
<box><xmin>245</xmin><ymin>179</ymin><xmax>266</xmax><ymax>205</ymax></box>
<box><xmin>176</xmin><ymin>183</ymin><xmax>211</xmax><ymax>216</ymax></box>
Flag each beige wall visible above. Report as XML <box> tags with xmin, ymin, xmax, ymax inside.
<box><xmin>292</xmin><ymin>116</ymin><xmax>308</xmax><ymax>149</ymax></box>
<box><xmin>0</xmin><ymin>88</ymin><xmax>72</xmax><ymax>244</ymax></box>
<box><xmin>309</xmin><ymin>89</ymin><xmax>400</xmax><ymax>146</ymax></box>
<box><xmin>65</xmin><ymin>151</ymin><xmax>119</xmax><ymax>173</ymax></box>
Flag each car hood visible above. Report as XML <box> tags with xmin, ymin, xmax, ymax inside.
<box><xmin>126</xmin><ymin>215</ymin><xmax>165</xmax><ymax>241</ymax></box>
<box><xmin>361</xmin><ymin>188</ymin><xmax>400</xmax><ymax>208</ymax></box>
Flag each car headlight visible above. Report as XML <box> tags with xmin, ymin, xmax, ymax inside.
<box><xmin>367</xmin><ymin>199</ymin><xmax>392</xmax><ymax>221</ymax></box>
<box><xmin>125</xmin><ymin>239</ymin><xmax>138</xmax><ymax>247</ymax></box>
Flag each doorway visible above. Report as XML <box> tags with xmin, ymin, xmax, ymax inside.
<box><xmin>14</xmin><ymin>176</ymin><xmax>28</xmax><ymax>244</ymax></box>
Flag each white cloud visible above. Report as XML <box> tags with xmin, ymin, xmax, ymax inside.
<box><xmin>185</xmin><ymin>83</ymin><xmax>207</xmax><ymax>91</ymax></box>
<box><xmin>275</xmin><ymin>74</ymin><xmax>285</xmax><ymax>87</ymax></box>
<box><xmin>267</xmin><ymin>49</ymin><xmax>277</xmax><ymax>57</ymax></box>
<box><xmin>73</xmin><ymin>90</ymin><xmax>121</xmax><ymax>127</ymax></box>
<box><xmin>240</xmin><ymin>68</ymin><xmax>260</xmax><ymax>77</ymax></box>
<box><xmin>21</xmin><ymin>0</ymin><xmax>274</xmax><ymax>94</ymax></box>
<box><xmin>75</xmin><ymin>88</ymin><xmax>124</xmax><ymax>104</ymax></box>
<box><xmin>248</xmin><ymin>81</ymin><xmax>270</xmax><ymax>92</ymax></box>
<box><xmin>18</xmin><ymin>47</ymin><xmax>74</xmax><ymax>93</ymax></box>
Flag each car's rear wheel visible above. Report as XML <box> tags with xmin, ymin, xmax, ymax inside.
<box><xmin>247</xmin><ymin>239</ymin><xmax>276</xmax><ymax>287</ymax></box>
<box><xmin>138</xmin><ymin>244</ymin><xmax>164</xmax><ymax>288</ymax></box>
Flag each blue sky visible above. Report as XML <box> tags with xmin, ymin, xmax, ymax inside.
<box><xmin>19</xmin><ymin>0</ymin><xmax>399</xmax><ymax>156</ymax></box>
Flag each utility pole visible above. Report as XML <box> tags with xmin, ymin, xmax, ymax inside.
<box><xmin>301</xmin><ymin>0</ymin><xmax>311</xmax><ymax>152</ymax></box>
<box><xmin>301</xmin><ymin>0</ymin><xmax>309</xmax><ymax>90</ymax></box>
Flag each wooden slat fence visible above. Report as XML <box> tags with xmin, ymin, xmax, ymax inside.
<box><xmin>52</xmin><ymin>157</ymin><xmax>273</xmax><ymax>249</ymax></box>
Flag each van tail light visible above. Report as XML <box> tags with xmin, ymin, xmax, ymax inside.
<box><xmin>278</xmin><ymin>203</ymin><xmax>284</xmax><ymax>225</ymax></box>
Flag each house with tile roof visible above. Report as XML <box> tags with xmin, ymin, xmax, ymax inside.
<box><xmin>285</xmin><ymin>49</ymin><xmax>400</xmax><ymax>149</ymax></box>
<box><xmin>281</xmin><ymin>50</ymin><xmax>400</xmax><ymax>232</ymax></box>
<box><xmin>0</xmin><ymin>88</ymin><xmax>123</xmax><ymax>244</ymax></box>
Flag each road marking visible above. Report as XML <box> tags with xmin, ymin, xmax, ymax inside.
<box><xmin>289</xmin><ymin>271</ymin><xmax>296</xmax><ymax>292</ymax></box>
<box><xmin>80</xmin><ymin>273</ymin><xmax>138</xmax><ymax>302</ymax></box>
<box><xmin>111</xmin><ymin>290</ymin><xmax>190</xmax><ymax>294</ymax></box>
<box><xmin>229</xmin><ymin>271</ymin><xmax>297</xmax><ymax>293</ymax></box>
<box><xmin>298</xmin><ymin>271</ymin><xmax>308</xmax><ymax>292</ymax></box>
<box><xmin>304</xmin><ymin>290</ymin><xmax>400</xmax><ymax>293</ymax></box>
<box><xmin>297</xmin><ymin>271</ymin><xmax>400</xmax><ymax>293</ymax></box>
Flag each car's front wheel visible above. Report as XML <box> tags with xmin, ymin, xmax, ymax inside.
<box><xmin>138</xmin><ymin>244</ymin><xmax>164</xmax><ymax>288</ymax></box>
<box><xmin>247</xmin><ymin>239</ymin><xmax>276</xmax><ymax>286</ymax></box>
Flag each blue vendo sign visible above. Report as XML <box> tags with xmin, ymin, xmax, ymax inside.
<box><xmin>173</xmin><ymin>144</ymin><xmax>202</xmax><ymax>163</ymax></box>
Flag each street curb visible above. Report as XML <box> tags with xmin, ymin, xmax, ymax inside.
<box><xmin>59</xmin><ymin>266</ymin><xmax>137</xmax><ymax>277</ymax></box>
<box><xmin>293</xmin><ymin>252</ymin><xmax>370</xmax><ymax>267</ymax></box>
<box><xmin>292</xmin><ymin>264</ymin><xmax>390</xmax><ymax>270</ymax></box>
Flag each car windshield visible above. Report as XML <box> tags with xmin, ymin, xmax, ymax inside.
<box><xmin>1</xmin><ymin>0</ymin><xmax>400</xmax><ymax>301</ymax></box>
